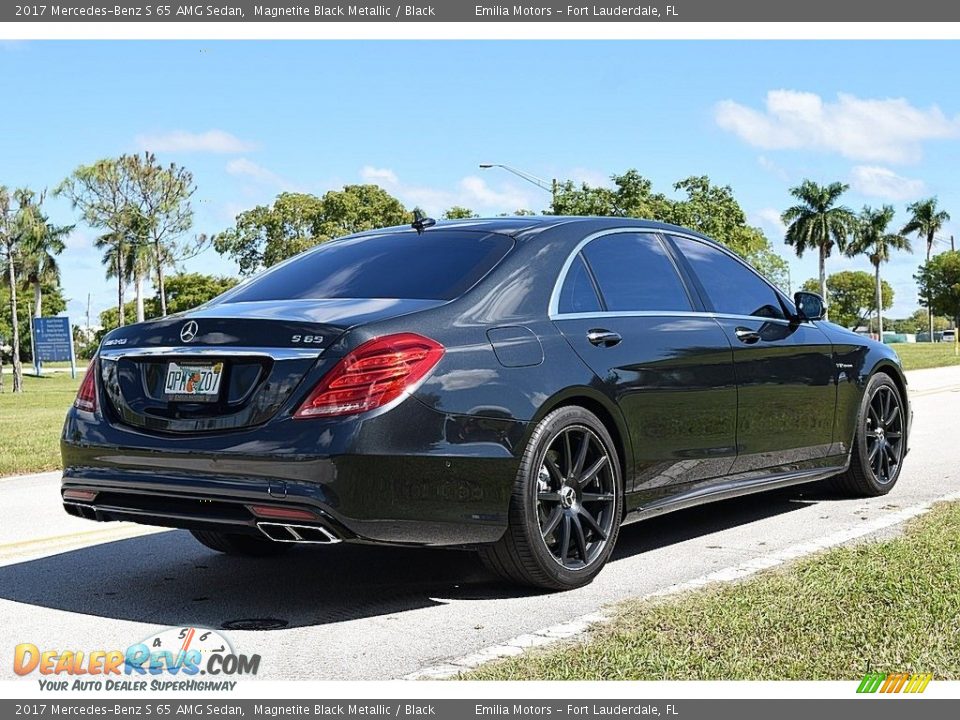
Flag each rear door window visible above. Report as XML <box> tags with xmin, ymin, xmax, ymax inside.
<box><xmin>581</xmin><ymin>232</ymin><xmax>692</xmax><ymax>312</ymax></box>
<box><xmin>221</xmin><ymin>230</ymin><xmax>514</xmax><ymax>303</ymax></box>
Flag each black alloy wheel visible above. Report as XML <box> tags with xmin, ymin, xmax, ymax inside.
<box><xmin>479</xmin><ymin>406</ymin><xmax>623</xmax><ymax>590</ymax></box>
<box><xmin>832</xmin><ymin>373</ymin><xmax>907</xmax><ymax>497</ymax></box>
<box><xmin>864</xmin><ymin>384</ymin><xmax>905</xmax><ymax>486</ymax></box>
<box><xmin>536</xmin><ymin>425</ymin><xmax>617</xmax><ymax>570</ymax></box>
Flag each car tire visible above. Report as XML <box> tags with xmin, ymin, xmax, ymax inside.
<box><xmin>831</xmin><ymin>373</ymin><xmax>907</xmax><ymax>497</ymax></box>
<box><xmin>479</xmin><ymin>405</ymin><xmax>623</xmax><ymax>590</ymax></box>
<box><xmin>190</xmin><ymin>529</ymin><xmax>293</xmax><ymax>557</ymax></box>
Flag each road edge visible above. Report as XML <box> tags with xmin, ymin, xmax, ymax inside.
<box><xmin>403</xmin><ymin>489</ymin><xmax>960</xmax><ymax>680</ymax></box>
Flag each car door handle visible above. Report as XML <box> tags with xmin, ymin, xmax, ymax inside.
<box><xmin>735</xmin><ymin>327</ymin><xmax>761</xmax><ymax>345</ymax></box>
<box><xmin>587</xmin><ymin>329</ymin><xmax>622</xmax><ymax>347</ymax></box>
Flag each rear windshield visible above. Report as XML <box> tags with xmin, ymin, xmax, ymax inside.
<box><xmin>220</xmin><ymin>230</ymin><xmax>514</xmax><ymax>303</ymax></box>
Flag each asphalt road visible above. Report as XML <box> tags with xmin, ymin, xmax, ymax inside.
<box><xmin>1</xmin><ymin>366</ymin><xmax>958</xmax><ymax>681</ymax></box>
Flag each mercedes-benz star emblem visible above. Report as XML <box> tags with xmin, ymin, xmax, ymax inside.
<box><xmin>180</xmin><ymin>320</ymin><xmax>199</xmax><ymax>343</ymax></box>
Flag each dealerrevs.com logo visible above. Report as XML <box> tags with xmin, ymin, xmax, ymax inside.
<box><xmin>13</xmin><ymin>627</ymin><xmax>260</xmax><ymax>692</ymax></box>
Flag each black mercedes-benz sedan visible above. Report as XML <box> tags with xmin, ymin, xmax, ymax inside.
<box><xmin>61</xmin><ymin>216</ymin><xmax>911</xmax><ymax>590</ymax></box>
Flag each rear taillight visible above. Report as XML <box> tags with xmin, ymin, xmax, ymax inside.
<box><xmin>294</xmin><ymin>333</ymin><xmax>444</xmax><ymax>419</ymax></box>
<box><xmin>74</xmin><ymin>358</ymin><xmax>98</xmax><ymax>413</ymax></box>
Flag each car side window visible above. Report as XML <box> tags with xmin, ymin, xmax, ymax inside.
<box><xmin>581</xmin><ymin>232</ymin><xmax>692</xmax><ymax>312</ymax></box>
<box><xmin>670</xmin><ymin>235</ymin><xmax>786</xmax><ymax>320</ymax></box>
<box><xmin>558</xmin><ymin>254</ymin><xmax>603</xmax><ymax>314</ymax></box>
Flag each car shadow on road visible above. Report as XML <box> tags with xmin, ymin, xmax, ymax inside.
<box><xmin>0</xmin><ymin>484</ymin><xmax>823</xmax><ymax>629</ymax></box>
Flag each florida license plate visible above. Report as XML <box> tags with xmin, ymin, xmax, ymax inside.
<box><xmin>164</xmin><ymin>362</ymin><xmax>224</xmax><ymax>402</ymax></box>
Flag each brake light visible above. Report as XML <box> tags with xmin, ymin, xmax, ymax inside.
<box><xmin>294</xmin><ymin>333</ymin><xmax>444</xmax><ymax>418</ymax></box>
<box><xmin>74</xmin><ymin>357</ymin><xmax>98</xmax><ymax>413</ymax></box>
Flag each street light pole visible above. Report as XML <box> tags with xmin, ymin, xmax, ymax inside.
<box><xmin>479</xmin><ymin>163</ymin><xmax>558</xmax><ymax>213</ymax></box>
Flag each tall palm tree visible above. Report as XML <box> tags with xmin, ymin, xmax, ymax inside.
<box><xmin>127</xmin><ymin>237</ymin><xmax>153</xmax><ymax>323</ymax></box>
<box><xmin>781</xmin><ymin>180</ymin><xmax>856</xmax><ymax>320</ymax></box>
<box><xmin>21</xmin><ymin>216</ymin><xmax>71</xmax><ymax>319</ymax></box>
<box><xmin>0</xmin><ymin>186</ymin><xmax>22</xmax><ymax>392</ymax></box>
<box><xmin>847</xmin><ymin>206</ymin><xmax>912</xmax><ymax>338</ymax></box>
<box><xmin>901</xmin><ymin>197</ymin><xmax>951</xmax><ymax>342</ymax></box>
<box><xmin>95</xmin><ymin>230</ymin><xmax>130</xmax><ymax>328</ymax></box>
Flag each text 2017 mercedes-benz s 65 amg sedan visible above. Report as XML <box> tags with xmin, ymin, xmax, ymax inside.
<box><xmin>61</xmin><ymin>216</ymin><xmax>911</xmax><ymax>590</ymax></box>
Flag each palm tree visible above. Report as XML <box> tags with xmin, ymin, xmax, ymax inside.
<box><xmin>95</xmin><ymin>230</ymin><xmax>130</xmax><ymax>328</ymax></box>
<box><xmin>901</xmin><ymin>197</ymin><xmax>951</xmax><ymax>342</ymax></box>
<box><xmin>95</xmin><ymin>206</ymin><xmax>150</xmax><ymax>328</ymax></box>
<box><xmin>0</xmin><ymin>186</ymin><xmax>22</xmax><ymax>392</ymax></box>
<box><xmin>847</xmin><ymin>206</ymin><xmax>912</xmax><ymax>338</ymax></box>
<box><xmin>781</xmin><ymin>180</ymin><xmax>856</xmax><ymax>320</ymax></box>
<box><xmin>21</xmin><ymin>216</ymin><xmax>71</xmax><ymax>319</ymax></box>
<box><xmin>0</xmin><ymin>188</ymin><xmax>44</xmax><ymax>393</ymax></box>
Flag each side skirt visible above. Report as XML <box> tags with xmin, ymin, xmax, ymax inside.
<box><xmin>622</xmin><ymin>460</ymin><xmax>850</xmax><ymax>526</ymax></box>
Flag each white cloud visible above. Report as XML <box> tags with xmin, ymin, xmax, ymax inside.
<box><xmin>135</xmin><ymin>129</ymin><xmax>255</xmax><ymax>154</ymax></box>
<box><xmin>359</xmin><ymin>166</ymin><xmax>536</xmax><ymax>215</ymax></box>
<box><xmin>849</xmin><ymin>165</ymin><xmax>926</xmax><ymax>201</ymax></box>
<box><xmin>751</xmin><ymin>208</ymin><xmax>787</xmax><ymax>237</ymax></box>
<box><xmin>226</xmin><ymin>158</ymin><xmax>297</xmax><ymax>190</ymax></box>
<box><xmin>359</xmin><ymin>166</ymin><xmax>399</xmax><ymax>185</ymax></box>
<box><xmin>715</xmin><ymin>90</ymin><xmax>960</xmax><ymax>164</ymax></box>
<box><xmin>757</xmin><ymin>155</ymin><xmax>789</xmax><ymax>181</ymax></box>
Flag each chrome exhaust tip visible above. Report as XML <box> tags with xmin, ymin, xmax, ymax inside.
<box><xmin>256</xmin><ymin>522</ymin><xmax>341</xmax><ymax>544</ymax></box>
<box><xmin>63</xmin><ymin>502</ymin><xmax>98</xmax><ymax>520</ymax></box>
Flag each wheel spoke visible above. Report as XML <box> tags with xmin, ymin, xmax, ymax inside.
<box><xmin>883</xmin><ymin>389</ymin><xmax>893</xmax><ymax>420</ymax></box>
<box><xmin>578</xmin><ymin>506</ymin><xmax>607</xmax><ymax>540</ymax></box>
<box><xmin>559</xmin><ymin>514</ymin><xmax>572</xmax><ymax>565</ymax></box>
<box><xmin>541</xmin><ymin>507</ymin><xmax>563</xmax><ymax>539</ymax></box>
<box><xmin>544</xmin><ymin>455</ymin><xmax>564</xmax><ymax>483</ymax></box>
<box><xmin>581</xmin><ymin>492</ymin><xmax>615</xmax><ymax>503</ymax></box>
<box><xmin>538</xmin><ymin>491</ymin><xmax>561</xmax><ymax>503</ymax></box>
<box><xmin>572</xmin><ymin>515</ymin><xmax>588</xmax><ymax>562</ymax></box>
<box><xmin>562</xmin><ymin>431</ymin><xmax>574</xmax><ymax>477</ymax></box>
<box><xmin>884</xmin><ymin>443</ymin><xmax>899</xmax><ymax>464</ymax></box>
<box><xmin>868</xmin><ymin>405</ymin><xmax>881</xmax><ymax>427</ymax></box>
<box><xmin>885</xmin><ymin>405</ymin><xmax>900</xmax><ymax>428</ymax></box>
<box><xmin>572</xmin><ymin>431</ymin><xmax>589</xmax><ymax>480</ymax></box>
<box><xmin>578</xmin><ymin>455</ymin><xmax>609</xmax><ymax>489</ymax></box>
<box><xmin>868</xmin><ymin>441</ymin><xmax>881</xmax><ymax>475</ymax></box>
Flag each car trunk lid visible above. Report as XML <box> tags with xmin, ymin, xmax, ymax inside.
<box><xmin>97</xmin><ymin>298</ymin><xmax>443</xmax><ymax>434</ymax></box>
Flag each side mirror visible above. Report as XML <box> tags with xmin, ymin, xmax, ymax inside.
<box><xmin>794</xmin><ymin>291</ymin><xmax>826</xmax><ymax>321</ymax></box>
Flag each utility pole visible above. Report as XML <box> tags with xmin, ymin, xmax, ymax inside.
<box><xmin>86</xmin><ymin>293</ymin><xmax>91</xmax><ymax>342</ymax></box>
<box><xmin>952</xmin><ymin>235</ymin><xmax>956</xmax><ymax>252</ymax></box>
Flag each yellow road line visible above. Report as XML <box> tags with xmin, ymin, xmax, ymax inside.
<box><xmin>0</xmin><ymin>525</ymin><xmax>166</xmax><ymax>557</ymax></box>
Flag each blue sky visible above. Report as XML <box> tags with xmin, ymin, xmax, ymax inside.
<box><xmin>3</xmin><ymin>40</ymin><xmax>960</xmax><ymax>323</ymax></box>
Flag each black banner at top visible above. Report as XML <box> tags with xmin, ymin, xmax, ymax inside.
<box><xmin>3</xmin><ymin>0</ymin><xmax>958</xmax><ymax>22</ymax></box>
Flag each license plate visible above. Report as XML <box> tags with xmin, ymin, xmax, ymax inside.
<box><xmin>164</xmin><ymin>362</ymin><xmax>224</xmax><ymax>402</ymax></box>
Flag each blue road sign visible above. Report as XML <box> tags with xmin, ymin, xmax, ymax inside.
<box><xmin>33</xmin><ymin>316</ymin><xmax>73</xmax><ymax>362</ymax></box>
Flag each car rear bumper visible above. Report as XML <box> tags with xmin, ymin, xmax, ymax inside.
<box><xmin>60</xmin><ymin>397</ymin><xmax>526</xmax><ymax>547</ymax></box>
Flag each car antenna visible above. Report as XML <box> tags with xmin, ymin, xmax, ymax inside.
<box><xmin>411</xmin><ymin>209</ymin><xmax>436</xmax><ymax>235</ymax></box>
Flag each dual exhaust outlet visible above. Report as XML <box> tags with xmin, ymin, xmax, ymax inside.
<box><xmin>256</xmin><ymin>522</ymin><xmax>341</xmax><ymax>544</ymax></box>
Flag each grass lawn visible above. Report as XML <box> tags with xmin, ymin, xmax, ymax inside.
<box><xmin>468</xmin><ymin>501</ymin><xmax>960</xmax><ymax>681</ymax></box>
<box><xmin>890</xmin><ymin>342</ymin><xmax>960</xmax><ymax>371</ymax></box>
<box><xmin>0</xmin><ymin>371</ymin><xmax>81</xmax><ymax>476</ymax></box>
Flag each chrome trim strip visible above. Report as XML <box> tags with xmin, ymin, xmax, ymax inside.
<box><xmin>98</xmin><ymin>346</ymin><xmax>322</xmax><ymax>361</ymax></box>
<box><xmin>549</xmin><ymin>309</ymin><xmax>810</xmax><ymax>327</ymax></box>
